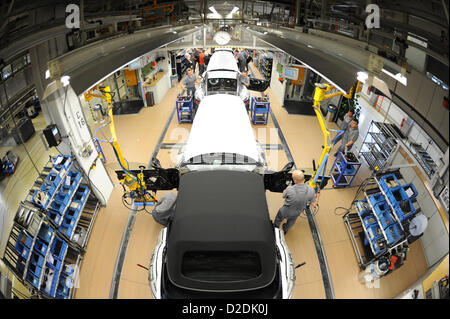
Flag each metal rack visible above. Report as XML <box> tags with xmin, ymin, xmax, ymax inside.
<box><xmin>250</xmin><ymin>96</ymin><xmax>270</xmax><ymax>124</ymax></box>
<box><xmin>1</xmin><ymin>155</ymin><xmax>101</xmax><ymax>299</ymax></box>
<box><xmin>409</xmin><ymin>142</ymin><xmax>439</xmax><ymax>178</ymax></box>
<box><xmin>359</xmin><ymin>121</ymin><xmax>405</xmax><ymax>171</ymax></box>
<box><xmin>343</xmin><ymin>169</ymin><xmax>422</xmax><ymax>271</ymax></box>
<box><xmin>330</xmin><ymin>151</ymin><xmax>361</xmax><ymax>187</ymax></box>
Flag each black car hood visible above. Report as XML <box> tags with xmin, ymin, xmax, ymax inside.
<box><xmin>166</xmin><ymin>170</ymin><xmax>277</xmax><ymax>292</ymax></box>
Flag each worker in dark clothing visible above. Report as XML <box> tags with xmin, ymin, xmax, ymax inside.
<box><xmin>237</xmin><ymin>50</ymin><xmax>247</xmax><ymax>72</ymax></box>
<box><xmin>193</xmin><ymin>48</ymin><xmax>200</xmax><ymax>73</ymax></box>
<box><xmin>334</xmin><ymin>109</ymin><xmax>354</xmax><ymax>144</ymax></box>
<box><xmin>152</xmin><ymin>192</ymin><xmax>177</xmax><ymax>227</ymax></box>
<box><xmin>274</xmin><ymin>170</ymin><xmax>320</xmax><ymax>234</ymax></box>
<box><xmin>335</xmin><ymin>118</ymin><xmax>359</xmax><ymax>156</ymax></box>
<box><xmin>204</xmin><ymin>51</ymin><xmax>210</xmax><ymax>66</ymax></box>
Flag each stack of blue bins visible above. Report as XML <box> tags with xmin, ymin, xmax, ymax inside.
<box><xmin>369</xmin><ymin>191</ymin><xmax>404</xmax><ymax>245</ymax></box>
<box><xmin>357</xmin><ymin>200</ymin><xmax>387</xmax><ymax>256</ymax></box>
<box><xmin>379</xmin><ymin>173</ymin><xmax>418</xmax><ymax>222</ymax></box>
<box><xmin>56</xmin><ymin>264</ymin><xmax>76</xmax><ymax>299</ymax></box>
<box><xmin>48</xmin><ymin>171</ymin><xmax>82</xmax><ymax>227</ymax></box>
<box><xmin>59</xmin><ymin>185</ymin><xmax>88</xmax><ymax>238</ymax></box>
<box><xmin>25</xmin><ymin>223</ymin><xmax>53</xmax><ymax>288</ymax></box>
<box><xmin>40</xmin><ymin>237</ymin><xmax>68</xmax><ymax>297</ymax></box>
<box><xmin>15</xmin><ymin>231</ymin><xmax>33</xmax><ymax>260</ymax></box>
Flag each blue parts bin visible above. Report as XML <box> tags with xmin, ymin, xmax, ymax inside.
<box><xmin>73</xmin><ymin>185</ymin><xmax>89</xmax><ymax>203</ymax></box>
<box><xmin>47</xmin><ymin>209</ymin><xmax>63</xmax><ymax>225</ymax></box>
<box><xmin>393</xmin><ymin>200</ymin><xmax>417</xmax><ymax>222</ymax></box>
<box><xmin>372</xmin><ymin>201</ymin><xmax>394</xmax><ymax>229</ymax></box>
<box><xmin>56</xmin><ymin>274</ymin><xmax>72</xmax><ymax>297</ymax></box>
<box><xmin>29</xmin><ymin>251</ymin><xmax>45</xmax><ymax>269</ymax></box>
<box><xmin>378</xmin><ymin>174</ymin><xmax>401</xmax><ymax>192</ymax></box>
<box><xmin>26</xmin><ymin>271</ymin><xmax>40</xmax><ymax>288</ymax></box>
<box><xmin>53</xmin><ymin>155</ymin><xmax>72</xmax><ymax>171</ymax></box>
<box><xmin>37</xmin><ymin>223</ymin><xmax>54</xmax><ymax>243</ymax></box>
<box><xmin>50</xmin><ymin>237</ymin><xmax>68</xmax><ymax>261</ymax></box>
<box><xmin>369</xmin><ymin>193</ymin><xmax>385</xmax><ymax>206</ymax></box>
<box><xmin>402</xmin><ymin>183</ymin><xmax>418</xmax><ymax>200</ymax></box>
<box><xmin>385</xmin><ymin>223</ymin><xmax>404</xmax><ymax>245</ymax></box>
<box><xmin>15</xmin><ymin>231</ymin><xmax>33</xmax><ymax>259</ymax></box>
<box><xmin>362</xmin><ymin>214</ymin><xmax>378</xmax><ymax>228</ymax></box>
<box><xmin>33</xmin><ymin>239</ymin><xmax>49</xmax><ymax>256</ymax></box>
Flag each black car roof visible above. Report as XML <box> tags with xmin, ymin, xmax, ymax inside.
<box><xmin>166</xmin><ymin>170</ymin><xmax>277</xmax><ymax>292</ymax></box>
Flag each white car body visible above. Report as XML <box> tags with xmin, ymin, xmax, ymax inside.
<box><xmin>195</xmin><ymin>50</ymin><xmax>250</xmax><ymax>103</ymax></box>
<box><xmin>176</xmin><ymin>94</ymin><xmax>266</xmax><ymax>172</ymax></box>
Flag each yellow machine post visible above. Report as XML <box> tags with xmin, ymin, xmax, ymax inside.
<box><xmin>308</xmin><ymin>82</ymin><xmax>358</xmax><ymax>189</ymax></box>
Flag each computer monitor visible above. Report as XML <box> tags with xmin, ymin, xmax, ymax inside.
<box><xmin>284</xmin><ymin>67</ymin><xmax>299</xmax><ymax>80</ymax></box>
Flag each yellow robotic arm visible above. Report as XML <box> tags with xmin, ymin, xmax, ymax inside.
<box><xmin>308</xmin><ymin>82</ymin><xmax>359</xmax><ymax>189</ymax></box>
<box><xmin>84</xmin><ymin>86</ymin><xmax>156</xmax><ymax>204</ymax></box>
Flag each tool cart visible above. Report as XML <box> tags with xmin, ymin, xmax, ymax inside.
<box><xmin>343</xmin><ymin>169</ymin><xmax>424</xmax><ymax>275</ymax></box>
<box><xmin>176</xmin><ymin>91</ymin><xmax>194</xmax><ymax>123</ymax></box>
<box><xmin>330</xmin><ymin>151</ymin><xmax>361</xmax><ymax>187</ymax></box>
<box><xmin>1</xmin><ymin>154</ymin><xmax>101</xmax><ymax>299</ymax></box>
<box><xmin>250</xmin><ymin>96</ymin><xmax>270</xmax><ymax>125</ymax></box>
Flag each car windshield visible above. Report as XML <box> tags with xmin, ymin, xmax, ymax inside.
<box><xmin>181</xmin><ymin>251</ymin><xmax>262</xmax><ymax>282</ymax></box>
<box><xmin>207</xmin><ymin>78</ymin><xmax>237</xmax><ymax>93</ymax></box>
<box><xmin>184</xmin><ymin>152</ymin><xmax>259</xmax><ymax>165</ymax></box>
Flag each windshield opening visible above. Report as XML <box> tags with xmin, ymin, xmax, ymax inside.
<box><xmin>207</xmin><ymin>78</ymin><xmax>237</xmax><ymax>93</ymax></box>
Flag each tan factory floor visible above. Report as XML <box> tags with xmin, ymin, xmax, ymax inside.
<box><xmin>69</xmin><ymin>62</ymin><xmax>429</xmax><ymax>299</ymax></box>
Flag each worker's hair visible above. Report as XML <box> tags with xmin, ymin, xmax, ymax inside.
<box><xmin>292</xmin><ymin>170</ymin><xmax>305</xmax><ymax>183</ymax></box>
<box><xmin>186</xmin><ymin>68</ymin><xmax>192</xmax><ymax>72</ymax></box>
<box><xmin>348</xmin><ymin>109</ymin><xmax>355</xmax><ymax>115</ymax></box>
<box><xmin>352</xmin><ymin>118</ymin><xmax>359</xmax><ymax>124</ymax></box>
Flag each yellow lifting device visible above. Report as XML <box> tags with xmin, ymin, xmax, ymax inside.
<box><xmin>308</xmin><ymin>81</ymin><xmax>361</xmax><ymax>190</ymax></box>
<box><xmin>84</xmin><ymin>85</ymin><xmax>156</xmax><ymax>205</ymax></box>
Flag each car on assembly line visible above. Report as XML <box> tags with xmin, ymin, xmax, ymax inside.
<box><xmin>176</xmin><ymin>93</ymin><xmax>267</xmax><ymax>173</ymax></box>
<box><xmin>194</xmin><ymin>48</ymin><xmax>269</xmax><ymax>107</ymax></box>
<box><xmin>148</xmin><ymin>169</ymin><xmax>296</xmax><ymax>299</ymax></box>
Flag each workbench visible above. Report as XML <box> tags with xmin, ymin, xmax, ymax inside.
<box><xmin>143</xmin><ymin>70</ymin><xmax>170</xmax><ymax>106</ymax></box>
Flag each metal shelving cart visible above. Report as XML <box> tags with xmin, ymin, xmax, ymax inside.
<box><xmin>250</xmin><ymin>96</ymin><xmax>270</xmax><ymax>125</ymax></box>
<box><xmin>1</xmin><ymin>155</ymin><xmax>101</xmax><ymax>299</ymax></box>
<box><xmin>359</xmin><ymin>121</ymin><xmax>405</xmax><ymax>171</ymax></box>
<box><xmin>343</xmin><ymin>169</ymin><xmax>423</xmax><ymax>272</ymax></box>
<box><xmin>176</xmin><ymin>94</ymin><xmax>194</xmax><ymax>123</ymax></box>
<box><xmin>409</xmin><ymin>142</ymin><xmax>439</xmax><ymax>179</ymax></box>
<box><xmin>330</xmin><ymin>151</ymin><xmax>361</xmax><ymax>187</ymax></box>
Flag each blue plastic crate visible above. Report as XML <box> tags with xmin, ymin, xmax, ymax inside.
<box><xmin>385</xmin><ymin>223</ymin><xmax>404</xmax><ymax>245</ymax></box>
<box><xmin>366</xmin><ymin>223</ymin><xmax>383</xmax><ymax>241</ymax></box>
<box><xmin>40</xmin><ymin>273</ymin><xmax>58</xmax><ymax>297</ymax></box>
<box><xmin>50</xmin><ymin>237</ymin><xmax>68</xmax><ymax>261</ymax></box>
<box><xmin>362</xmin><ymin>214</ymin><xmax>378</xmax><ymax>229</ymax></box>
<box><xmin>59</xmin><ymin>223</ymin><xmax>74</xmax><ymax>238</ymax></box>
<box><xmin>54</xmin><ymin>191</ymin><xmax>71</xmax><ymax>206</ymax></box>
<box><xmin>32</xmin><ymin>188</ymin><xmax>53</xmax><ymax>210</ymax></box>
<box><xmin>369</xmin><ymin>193</ymin><xmax>385</xmax><ymax>206</ymax></box>
<box><xmin>356</xmin><ymin>200</ymin><xmax>372</xmax><ymax>217</ymax></box>
<box><xmin>64</xmin><ymin>206</ymin><xmax>80</xmax><ymax>222</ymax></box>
<box><xmin>47</xmin><ymin>209</ymin><xmax>63</xmax><ymax>225</ymax></box>
<box><xmin>29</xmin><ymin>251</ymin><xmax>45</xmax><ymax>269</ymax></box>
<box><xmin>62</xmin><ymin>264</ymin><xmax>75</xmax><ymax>277</ymax></box>
<box><xmin>25</xmin><ymin>272</ymin><xmax>40</xmax><ymax>288</ymax></box>
<box><xmin>53</xmin><ymin>155</ymin><xmax>72</xmax><ymax>167</ymax></box>
<box><xmin>15</xmin><ymin>242</ymin><xmax>31</xmax><ymax>260</ymax></box>
<box><xmin>55</xmin><ymin>292</ymin><xmax>70</xmax><ymax>299</ymax></box>
<box><xmin>372</xmin><ymin>201</ymin><xmax>394</xmax><ymax>229</ymax></box>
<box><xmin>393</xmin><ymin>199</ymin><xmax>417</xmax><ymax>222</ymax></box>
<box><xmin>49</xmin><ymin>200</ymin><xmax>67</xmax><ymax>216</ymax></box>
<box><xmin>372</xmin><ymin>238</ymin><xmax>387</xmax><ymax>256</ymax></box>
<box><xmin>378</xmin><ymin>174</ymin><xmax>401</xmax><ymax>192</ymax></box>
<box><xmin>57</xmin><ymin>275</ymin><xmax>73</xmax><ymax>296</ymax></box>
<box><xmin>37</xmin><ymin>224</ymin><xmax>54</xmax><ymax>244</ymax></box>
<box><xmin>45</xmin><ymin>256</ymin><xmax>62</xmax><ymax>271</ymax></box>
<box><xmin>64</xmin><ymin>171</ymin><xmax>82</xmax><ymax>189</ymax></box>
<box><xmin>62</xmin><ymin>215</ymin><xmax>77</xmax><ymax>228</ymax></box>
<box><xmin>27</xmin><ymin>262</ymin><xmax>42</xmax><ymax>278</ymax></box>
<box><xmin>386</xmin><ymin>185</ymin><xmax>408</xmax><ymax>206</ymax></box>
<box><xmin>73</xmin><ymin>185</ymin><xmax>89</xmax><ymax>203</ymax></box>
<box><xmin>33</xmin><ymin>239</ymin><xmax>49</xmax><ymax>256</ymax></box>
<box><xmin>402</xmin><ymin>183</ymin><xmax>418</xmax><ymax>200</ymax></box>
<box><xmin>45</xmin><ymin>172</ymin><xmax>62</xmax><ymax>188</ymax></box>
<box><xmin>17</xmin><ymin>231</ymin><xmax>33</xmax><ymax>248</ymax></box>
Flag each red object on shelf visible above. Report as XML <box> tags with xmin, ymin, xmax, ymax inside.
<box><xmin>388</xmin><ymin>255</ymin><xmax>398</xmax><ymax>270</ymax></box>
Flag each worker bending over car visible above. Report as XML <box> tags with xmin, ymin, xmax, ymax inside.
<box><xmin>274</xmin><ymin>170</ymin><xmax>320</xmax><ymax>234</ymax></box>
<box><xmin>151</xmin><ymin>192</ymin><xmax>177</xmax><ymax>227</ymax></box>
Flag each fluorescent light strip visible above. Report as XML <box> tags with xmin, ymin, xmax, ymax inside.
<box><xmin>381</xmin><ymin>68</ymin><xmax>407</xmax><ymax>86</ymax></box>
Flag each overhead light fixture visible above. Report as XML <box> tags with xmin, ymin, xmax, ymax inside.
<box><xmin>172</xmin><ymin>30</ymin><xmax>177</xmax><ymax>34</ymax></box>
<box><xmin>357</xmin><ymin>71</ymin><xmax>369</xmax><ymax>83</ymax></box>
<box><xmin>226</xmin><ymin>6</ymin><xmax>239</xmax><ymax>18</ymax></box>
<box><xmin>307</xmin><ymin>44</ymin><xmax>314</xmax><ymax>49</ymax></box>
<box><xmin>263</xmin><ymin>31</ymin><xmax>268</xmax><ymax>35</ymax></box>
<box><xmin>45</xmin><ymin>69</ymin><xmax>50</xmax><ymax>79</ymax></box>
<box><xmin>382</xmin><ymin>68</ymin><xmax>407</xmax><ymax>86</ymax></box>
<box><xmin>209</xmin><ymin>6</ymin><xmax>219</xmax><ymax>15</ymax></box>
